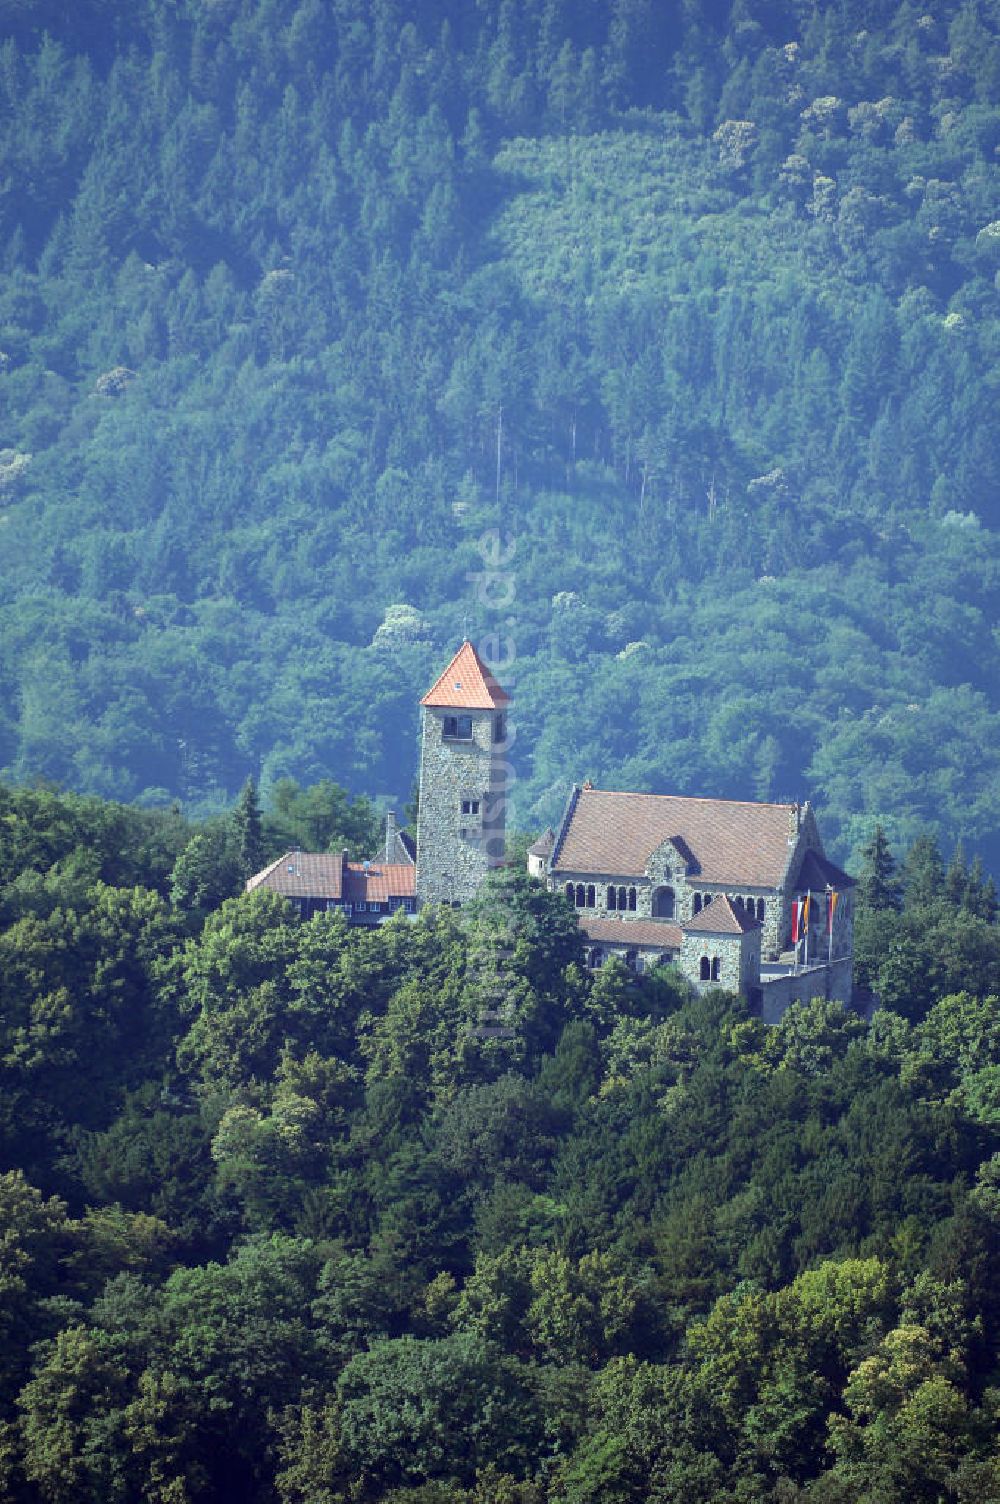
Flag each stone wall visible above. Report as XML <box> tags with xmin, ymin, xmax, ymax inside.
<box><xmin>415</xmin><ymin>706</ymin><xmax>506</xmax><ymax>905</ymax></box>
<box><xmin>759</xmin><ymin>956</ymin><xmax>854</xmax><ymax>1024</ymax></box>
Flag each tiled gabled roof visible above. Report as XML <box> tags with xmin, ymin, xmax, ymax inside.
<box><xmin>246</xmin><ymin>851</ymin><xmax>345</xmax><ymax>899</ymax></box>
<box><xmin>528</xmin><ymin>827</ymin><xmax>556</xmax><ymax>858</ymax></box>
<box><xmin>420</xmin><ymin>640</ymin><xmax>511</xmax><ymax>709</ymax></box>
<box><xmin>344</xmin><ymin>862</ymin><xmax>416</xmax><ymax>903</ymax></box>
<box><xmin>246</xmin><ymin>852</ymin><xmax>417</xmax><ymax>904</ymax></box>
<box><xmin>551</xmin><ymin>786</ymin><xmax>801</xmax><ymax>887</ymax></box>
<box><xmin>580</xmin><ymin>916</ymin><xmax>682</xmax><ymax>950</ymax></box>
<box><xmin>682</xmin><ymin>894</ymin><xmax>759</xmax><ymax>935</ymax></box>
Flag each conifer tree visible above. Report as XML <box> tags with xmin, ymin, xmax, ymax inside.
<box><xmin>964</xmin><ymin>854</ymin><xmax>999</xmax><ymax>923</ymax></box>
<box><xmin>901</xmin><ymin>834</ymin><xmax>945</xmax><ymax>911</ymax></box>
<box><xmin>857</xmin><ymin>823</ymin><xmax>901</xmax><ymax>912</ymax></box>
<box><xmin>944</xmin><ymin>841</ymin><xmax>968</xmax><ymax>910</ymax></box>
<box><xmin>233</xmin><ymin>775</ymin><xmax>264</xmax><ymax>879</ymax></box>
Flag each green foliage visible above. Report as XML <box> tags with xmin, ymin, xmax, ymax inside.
<box><xmin>855</xmin><ymin>830</ymin><xmax>1000</xmax><ymax>1020</ymax></box>
<box><xmin>4</xmin><ymin>779</ymin><xmax>1000</xmax><ymax>1498</ymax></box>
<box><xmin>335</xmin><ymin>1333</ymin><xmax>539</xmax><ymax>1491</ymax></box>
<box><xmin>1</xmin><ymin>2</ymin><xmax>1000</xmax><ymax>873</ymax></box>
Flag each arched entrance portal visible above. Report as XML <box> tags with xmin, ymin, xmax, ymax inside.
<box><xmin>652</xmin><ymin>885</ymin><xmax>675</xmax><ymax>918</ymax></box>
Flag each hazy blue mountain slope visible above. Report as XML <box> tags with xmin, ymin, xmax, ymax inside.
<box><xmin>1</xmin><ymin>0</ymin><xmax>1000</xmax><ymax>862</ymax></box>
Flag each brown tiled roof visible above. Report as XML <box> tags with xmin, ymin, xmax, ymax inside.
<box><xmin>682</xmin><ymin>894</ymin><xmax>758</xmax><ymax>934</ymax></box>
<box><xmin>580</xmin><ymin>916</ymin><xmax>682</xmax><ymax>950</ymax></box>
<box><xmin>344</xmin><ymin>862</ymin><xmax>416</xmax><ymax>903</ymax></box>
<box><xmin>796</xmin><ymin>849</ymin><xmax>856</xmax><ymax>890</ymax></box>
<box><xmin>420</xmin><ymin>640</ymin><xmax>511</xmax><ymax>709</ymax></box>
<box><xmin>246</xmin><ymin>852</ymin><xmax>416</xmax><ymax>904</ymax></box>
<box><xmin>247</xmin><ymin>851</ymin><xmax>344</xmax><ymax>899</ymax></box>
<box><xmin>552</xmin><ymin>786</ymin><xmax>800</xmax><ymax>886</ymax></box>
<box><xmin>528</xmin><ymin>827</ymin><xmax>556</xmax><ymax>857</ymax></box>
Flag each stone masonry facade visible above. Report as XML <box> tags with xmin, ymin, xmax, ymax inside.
<box><xmin>679</xmin><ymin>922</ymin><xmax>761</xmax><ymax>995</ymax></box>
<box><xmin>416</xmin><ymin>704</ymin><xmax>507</xmax><ymax>905</ymax></box>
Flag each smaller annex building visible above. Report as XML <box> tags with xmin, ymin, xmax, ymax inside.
<box><xmin>246</xmin><ymin>843</ymin><xmax>416</xmax><ymax>926</ymax></box>
<box><xmin>537</xmin><ymin>783</ymin><xmax>855</xmax><ymax>1017</ymax></box>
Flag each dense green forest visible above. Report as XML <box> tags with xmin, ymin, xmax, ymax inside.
<box><xmin>3</xmin><ymin>783</ymin><xmax>1000</xmax><ymax>1501</ymax></box>
<box><xmin>2</xmin><ymin>0</ymin><xmax>1000</xmax><ymax>865</ymax></box>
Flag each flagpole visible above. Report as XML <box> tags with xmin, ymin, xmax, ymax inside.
<box><xmin>828</xmin><ymin>888</ymin><xmax>834</xmax><ymax>966</ymax></box>
<box><xmin>795</xmin><ymin>893</ymin><xmax>803</xmax><ymax>971</ymax></box>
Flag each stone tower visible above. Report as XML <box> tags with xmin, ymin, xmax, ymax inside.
<box><xmin>416</xmin><ymin>641</ymin><xmax>511</xmax><ymax>906</ymax></box>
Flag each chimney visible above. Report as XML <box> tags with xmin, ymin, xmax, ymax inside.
<box><xmin>385</xmin><ymin>809</ymin><xmax>397</xmax><ymax>862</ymax></box>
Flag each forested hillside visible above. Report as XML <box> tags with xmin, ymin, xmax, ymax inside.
<box><xmin>4</xmin><ymin>784</ymin><xmax>1000</xmax><ymax>1501</ymax></box>
<box><xmin>3</xmin><ymin>0</ymin><xmax>1000</xmax><ymax>864</ymax></box>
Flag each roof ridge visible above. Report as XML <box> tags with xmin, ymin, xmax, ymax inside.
<box><xmin>581</xmin><ymin>787</ymin><xmax>797</xmax><ymax>811</ymax></box>
<box><xmin>246</xmin><ymin>850</ymin><xmax>295</xmax><ymax>891</ymax></box>
<box><xmin>550</xmin><ymin>784</ymin><xmax>580</xmax><ymax>870</ymax></box>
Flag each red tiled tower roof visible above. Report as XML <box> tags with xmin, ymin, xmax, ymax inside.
<box><xmin>420</xmin><ymin>640</ymin><xmax>511</xmax><ymax>709</ymax></box>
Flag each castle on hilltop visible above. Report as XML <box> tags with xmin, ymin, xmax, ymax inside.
<box><xmin>249</xmin><ymin>641</ymin><xmax>855</xmax><ymax>1017</ymax></box>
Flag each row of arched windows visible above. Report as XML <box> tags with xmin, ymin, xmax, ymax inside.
<box><xmin>700</xmin><ymin>956</ymin><xmax>721</xmax><ymax>981</ymax></box>
<box><xmin>566</xmin><ymin>884</ymin><xmax>637</xmax><ymax>910</ymax></box>
<box><xmin>566</xmin><ymin>884</ymin><xmax>766</xmax><ymax>923</ymax></box>
<box><xmin>691</xmin><ymin>892</ymin><xmax>767</xmax><ymax>921</ymax></box>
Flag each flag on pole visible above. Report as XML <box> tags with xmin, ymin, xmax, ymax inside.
<box><xmin>827</xmin><ymin>891</ymin><xmax>839</xmax><ymax>933</ymax></box>
<box><xmin>801</xmin><ymin>895</ymin><xmax>810</xmax><ymax>933</ymax></box>
<box><xmin>791</xmin><ymin>897</ymin><xmax>801</xmax><ymax>945</ymax></box>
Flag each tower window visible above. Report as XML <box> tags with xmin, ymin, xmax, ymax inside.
<box><xmin>586</xmin><ymin>884</ymin><xmax>596</xmax><ymax>907</ymax></box>
<box><xmin>494</xmin><ymin>714</ymin><xmax>505</xmax><ymax>743</ymax></box>
<box><xmin>607</xmin><ymin>885</ymin><xmax>617</xmax><ymax>910</ymax></box>
<box><xmin>757</xmin><ymin>898</ymin><xmax>766</xmax><ymax>921</ymax></box>
<box><xmin>443</xmin><ymin>715</ymin><xmax>473</xmax><ymax>740</ymax></box>
<box><xmin>627</xmin><ymin>886</ymin><xmax>637</xmax><ymax>910</ymax></box>
<box><xmin>711</xmin><ymin>956</ymin><xmax>721</xmax><ymax>981</ymax></box>
<box><xmin>461</xmin><ymin>799</ymin><xmax>480</xmax><ymax>815</ymax></box>
<box><xmin>693</xmin><ymin>893</ymin><xmax>702</xmax><ymax>914</ymax></box>
<box><xmin>700</xmin><ymin>956</ymin><xmax>710</xmax><ymax>980</ymax></box>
